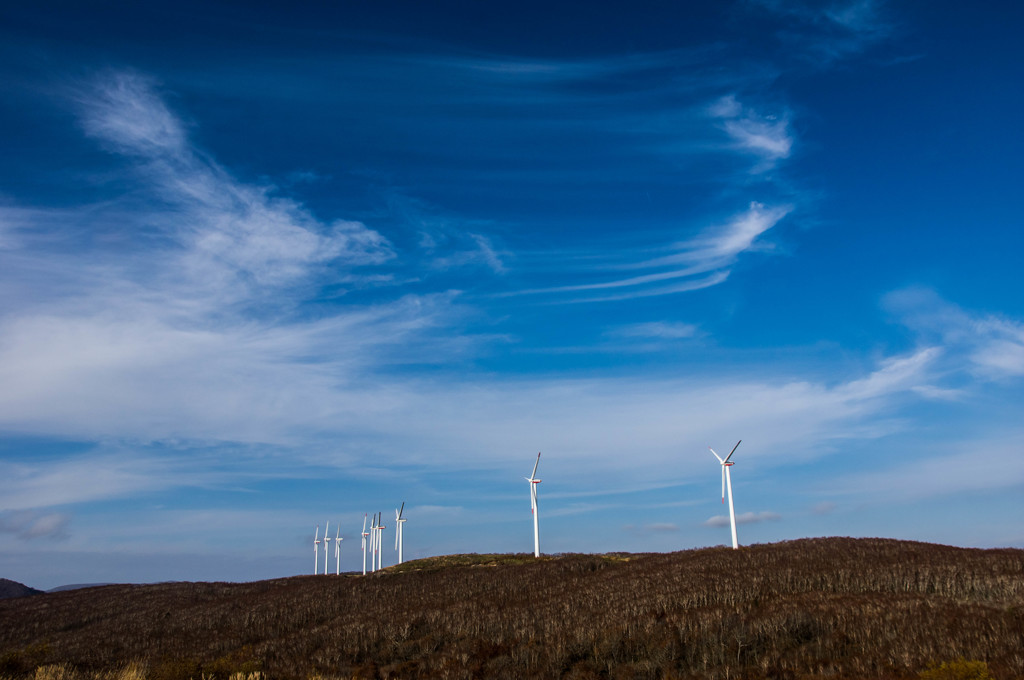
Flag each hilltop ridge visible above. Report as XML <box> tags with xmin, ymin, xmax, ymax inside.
<box><xmin>1</xmin><ymin>538</ymin><xmax>1022</xmax><ymax>679</ymax></box>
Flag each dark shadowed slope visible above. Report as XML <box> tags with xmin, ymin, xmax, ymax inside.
<box><xmin>0</xmin><ymin>579</ymin><xmax>42</xmax><ymax>600</ymax></box>
<box><xmin>1</xmin><ymin>538</ymin><xmax>1022</xmax><ymax>680</ymax></box>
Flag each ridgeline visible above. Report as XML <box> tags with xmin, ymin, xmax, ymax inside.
<box><xmin>2</xmin><ymin>538</ymin><xmax>1022</xmax><ymax>679</ymax></box>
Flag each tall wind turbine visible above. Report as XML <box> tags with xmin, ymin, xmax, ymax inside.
<box><xmin>376</xmin><ymin>512</ymin><xmax>387</xmax><ymax>571</ymax></box>
<box><xmin>368</xmin><ymin>513</ymin><xmax>377</xmax><ymax>573</ymax></box>
<box><xmin>334</xmin><ymin>524</ymin><xmax>343</xmax><ymax>575</ymax></box>
<box><xmin>710</xmin><ymin>440</ymin><xmax>741</xmax><ymax>550</ymax></box>
<box><xmin>394</xmin><ymin>502</ymin><xmax>406</xmax><ymax>564</ymax></box>
<box><xmin>313</xmin><ymin>524</ymin><xmax>321</xmax><ymax>575</ymax></box>
<box><xmin>526</xmin><ymin>452</ymin><xmax>542</xmax><ymax>558</ymax></box>
<box><xmin>323</xmin><ymin>521</ymin><xmax>331</xmax><ymax>575</ymax></box>
<box><xmin>360</xmin><ymin>514</ymin><xmax>369</xmax><ymax>576</ymax></box>
<box><xmin>372</xmin><ymin>513</ymin><xmax>382</xmax><ymax>572</ymax></box>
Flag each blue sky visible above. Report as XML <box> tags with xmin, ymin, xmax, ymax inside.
<box><xmin>1</xmin><ymin>0</ymin><xmax>1022</xmax><ymax>589</ymax></box>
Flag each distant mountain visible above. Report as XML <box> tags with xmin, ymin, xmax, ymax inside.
<box><xmin>46</xmin><ymin>583</ymin><xmax>114</xmax><ymax>593</ymax></box>
<box><xmin>0</xmin><ymin>578</ymin><xmax>43</xmax><ymax>599</ymax></box>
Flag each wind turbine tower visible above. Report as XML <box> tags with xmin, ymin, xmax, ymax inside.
<box><xmin>526</xmin><ymin>452</ymin><xmax>542</xmax><ymax>558</ymax></box>
<box><xmin>323</xmin><ymin>521</ymin><xmax>331</xmax><ymax>575</ymax></box>
<box><xmin>710</xmin><ymin>440</ymin><xmax>742</xmax><ymax>549</ymax></box>
<box><xmin>395</xmin><ymin>502</ymin><xmax>407</xmax><ymax>564</ymax></box>
<box><xmin>369</xmin><ymin>513</ymin><xmax>378</xmax><ymax>572</ymax></box>
<box><xmin>376</xmin><ymin>512</ymin><xmax>387</xmax><ymax>571</ymax></box>
<box><xmin>334</xmin><ymin>524</ymin><xmax>342</xmax><ymax>575</ymax></box>
<box><xmin>360</xmin><ymin>514</ymin><xmax>369</xmax><ymax>576</ymax></box>
<box><xmin>313</xmin><ymin>524</ymin><xmax>321</xmax><ymax>575</ymax></box>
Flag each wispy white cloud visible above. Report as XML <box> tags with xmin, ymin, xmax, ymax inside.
<box><xmin>626</xmin><ymin>202</ymin><xmax>792</xmax><ymax>269</ymax></box>
<box><xmin>0</xmin><ymin>510</ymin><xmax>71</xmax><ymax>540</ymax></box>
<box><xmin>165</xmin><ymin>49</ymin><xmax>800</xmax><ymax>307</ymax></box>
<box><xmin>428</xmin><ymin>233</ymin><xmax>507</xmax><ymax>274</ymax></box>
<box><xmin>884</xmin><ymin>287</ymin><xmax>1024</xmax><ymax>379</ymax></box>
<box><xmin>0</xmin><ymin>338</ymin><xmax>945</xmax><ymax>509</ymax></box>
<box><xmin>748</xmin><ymin>0</ymin><xmax>892</xmax><ymax>62</ymax></box>
<box><xmin>827</xmin><ymin>432</ymin><xmax>1024</xmax><ymax>502</ymax></box>
<box><xmin>76</xmin><ymin>71</ymin><xmax>187</xmax><ymax>157</ymax></box>
<box><xmin>607</xmin><ymin>322</ymin><xmax>699</xmax><ymax>340</ymax></box>
<box><xmin>0</xmin><ymin>71</ymin><xmax>477</xmax><ymax>448</ymax></box>
<box><xmin>0</xmin><ymin>452</ymin><xmax>196</xmax><ymax>510</ymax></box>
<box><xmin>506</xmin><ymin>202</ymin><xmax>790</xmax><ymax>302</ymax></box>
<box><xmin>71</xmin><ymin>70</ymin><xmax>393</xmax><ymax>299</ymax></box>
<box><xmin>710</xmin><ymin>95</ymin><xmax>793</xmax><ymax>170</ymax></box>
<box><xmin>704</xmin><ymin>511</ymin><xmax>781</xmax><ymax>527</ymax></box>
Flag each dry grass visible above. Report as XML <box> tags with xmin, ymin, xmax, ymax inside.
<box><xmin>2</xmin><ymin>538</ymin><xmax>1022</xmax><ymax>680</ymax></box>
<box><xmin>22</xmin><ymin>663</ymin><xmax>149</xmax><ymax>680</ymax></box>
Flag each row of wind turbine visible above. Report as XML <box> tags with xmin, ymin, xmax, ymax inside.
<box><xmin>312</xmin><ymin>522</ymin><xmax>344</xmax><ymax>575</ymax></box>
<box><xmin>316</xmin><ymin>444</ymin><xmax>742</xmax><ymax>576</ymax></box>
<box><xmin>330</xmin><ymin>503</ymin><xmax>407</xmax><ymax>576</ymax></box>
<box><xmin>521</xmin><ymin>444</ymin><xmax>745</xmax><ymax>557</ymax></box>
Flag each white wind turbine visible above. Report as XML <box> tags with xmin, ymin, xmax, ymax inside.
<box><xmin>394</xmin><ymin>502</ymin><xmax>407</xmax><ymax>564</ymax></box>
<box><xmin>334</xmin><ymin>524</ymin><xmax>343</xmax><ymax>575</ymax></box>
<box><xmin>709</xmin><ymin>440</ymin><xmax>742</xmax><ymax>550</ymax></box>
<box><xmin>526</xmin><ymin>452</ymin><xmax>542</xmax><ymax>558</ymax></box>
<box><xmin>313</xmin><ymin>524</ymin><xmax>321</xmax><ymax>575</ymax></box>
<box><xmin>370</xmin><ymin>513</ymin><xmax>380</xmax><ymax>572</ymax></box>
<box><xmin>376</xmin><ymin>512</ymin><xmax>387</xmax><ymax>571</ymax></box>
<box><xmin>360</xmin><ymin>514</ymin><xmax>369</xmax><ymax>576</ymax></box>
<box><xmin>368</xmin><ymin>513</ymin><xmax>376</xmax><ymax>572</ymax></box>
<box><xmin>323</xmin><ymin>521</ymin><xmax>331</xmax><ymax>575</ymax></box>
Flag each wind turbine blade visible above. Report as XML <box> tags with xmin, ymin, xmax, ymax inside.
<box><xmin>721</xmin><ymin>466</ymin><xmax>725</xmax><ymax>503</ymax></box>
<box><xmin>709</xmin><ymin>447</ymin><xmax>724</xmax><ymax>464</ymax></box>
<box><xmin>315</xmin><ymin>525</ymin><xmax>319</xmax><ymax>541</ymax></box>
<box><xmin>530</xmin><ymin>452</ymin><xmax>541</xmax><ymax>479</ymax></box>
<box><xmin>362</xmin><ymin>513</ymin><xmax>367</xmax><ymax>532</ymax></box>
<box><xmin>398</xmin><ymin>501</ymin><xmax>405</xmax><ymax>520</ymax></box>
<box><xmin>723</xmin><ymin>440</ymin><xmax>741</xmax><ymax>464</ymax></box>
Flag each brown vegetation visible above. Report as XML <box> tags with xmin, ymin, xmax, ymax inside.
<box><xmin>1</xmin><ymin>538</ymin><xmax>1022</xmax><ymax>679</ymax></box>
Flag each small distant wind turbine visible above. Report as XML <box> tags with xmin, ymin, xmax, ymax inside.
<box><xmin>368</xmin><ymin>513</ymin><xmax>376</xmax><ymax>572</ymax></box>
<box><xmin>394</xmin><ymin>502</ymin><xmax>407</xmax><ymax>564</ymax></box>
<box><xmin>323</xmin><ymin>521</ymin><xmax>331</xmax><ymax>575</ymax></box>
<box><xmin>360</xmin><ymin>514</ymin><xmax>369</xmax><ymax>576</ymax></box>
<box><xmin>710</xmin><ymin>440</ymin><xmax>742</xmax><ymax>550</ymax></box>
<box><xmin>313</xmin><ymin>524</ymin><xmax>321</xmax><ymax>575</ymax></box>
<box><xmin>371</xmin><ymin>513</ymin><xmax>382</xmax><ymax>572</ymax></box>
<box><xmin>334</xmin><ymin>524</ymin><xmax>342</xmax><ymax>575</ymax></box>
<box><xmin>376</xmin><ymin>512</ymin><xmax>387</xmax><ymax>571</ymax></box>
<box><xmin>526</xmin><ymin>452</ymin><xmax>542</xmax><ymax>558</ymax></box>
